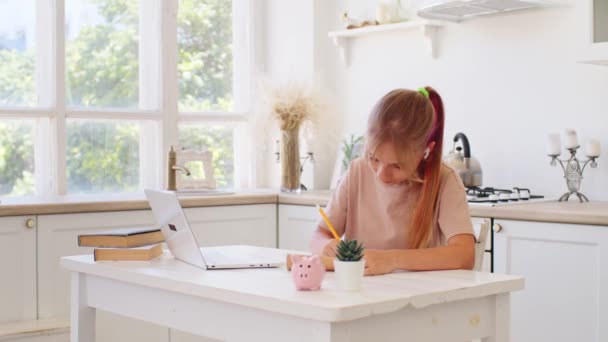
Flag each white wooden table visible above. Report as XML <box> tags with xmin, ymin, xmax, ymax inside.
<box><xmin>61</xmin><ymin>247</ymin><xmax>524</xmax><ymax>342</ymax></box>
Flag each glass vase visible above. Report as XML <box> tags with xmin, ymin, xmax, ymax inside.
<box><xmin>280</xmin><ymin>126</ymin><xmax>301</xmax><ymax>192</ymax></box>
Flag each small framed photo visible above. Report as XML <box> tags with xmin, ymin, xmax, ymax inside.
<box><xmin>176</xmin><ymin>148</ymin><xmax>216</xmax><ymax>190</ymax></box>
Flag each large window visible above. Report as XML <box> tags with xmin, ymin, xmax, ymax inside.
<box><xmin>178</xmin><ymin>0</ymin><xmax>233</xmax><ymax>112</ymax></box>
<box><xmin>66</xmin><ymin>119</ymin><xmax>141</xmax><ymax>193</ymax></box>
<box><xmin>66</xmin><ymin>0</ymin><xmax>140</xmax><ymax>108</ymax></box>
<box><xmin>0</xmin><ymin>0</ymin><xmax>37</xmax><ymax>107</ymax></box>
<box><xmin>0</xmin><ymin>120</ymin><xmax>35</xmax><ymax>196</ymax></box>
<box><xmin>0</xmin><ymin>0</ymin><xmax>252</xmax><ymax>197</ymax></box>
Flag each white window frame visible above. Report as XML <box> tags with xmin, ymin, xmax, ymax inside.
<box><xmin>0</xmin><ymin>0</ymin><xmax>255</xmax><ymax>196</ymax></box>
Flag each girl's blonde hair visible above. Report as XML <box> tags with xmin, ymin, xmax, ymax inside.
<box><xmin>365</xmin><ymin>87</ymin><xmax>445</xmax><ymax>249</ymax></box>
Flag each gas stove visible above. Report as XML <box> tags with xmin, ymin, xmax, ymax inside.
<box><xmin>466</xmin><ymin>187</ymin><xmax>545</xmax><ymax>206</ymax></box>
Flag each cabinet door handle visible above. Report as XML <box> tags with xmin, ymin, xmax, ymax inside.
<box><xmin>25</xmin><ymin>218</ymin><xmax>36</xmax><ymax>229</ymax></box>
<box><xmin>493</xmin><ymin>224</ymin><xmax>502</xmax><ymax>233</ymax></box>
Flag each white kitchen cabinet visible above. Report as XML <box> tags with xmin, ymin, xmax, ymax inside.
<box><xmin>580</xmin><ymin>0</ymin><xmax>608</xmax><ymax>65</ymax></box>
<box><xmin>183</xmin><ymin>204</ymin><xmax>277</xmax><ymax>248</ymax></box>
<box><xmin>36</xmin><ymin>210</ymin><xmax>167</xmax><ymax>342</ymax></box>
<box><xmin>277</xmin><ymin>204</ymin><xmax>319</xmax><ymax>252</ymax></box>
<box><xmin>494</xmin><ymin>219</ymin><xmax>608</xmax><ymax>342</ymax></box>
<box><xmin>0</xmin><ymin>216</ymin><xmax>37</xmax><ymax>323</ymax></box>
<box><xmin>593</xmin><ymin>0</ymin><xmax>608</xmax><ymax>44</ymax></box>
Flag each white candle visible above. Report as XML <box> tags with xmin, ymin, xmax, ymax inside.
<box><xmin>564</xmin><ymin>129</ymin><xmax>579</xmax><ymax>149</ymax></box>
<box><xmin>376</xmin><ymin>3</ymin><xmax>395</xmax><ymax>24</ymax></box>
<box><xmin>585</xmin><ymin>138</ymin><xmax>601</xmax><ymax>158</ymax></box>
<box><xmin>546</xmin><ymin>133</ymin><xmax>561</xmax><ymax>156</ymax></box>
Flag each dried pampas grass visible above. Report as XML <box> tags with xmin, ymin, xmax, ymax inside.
<box><xmin>264</xmin><ymin>81</ymin><xmax>322</xmax><ymax>131</ymax></box>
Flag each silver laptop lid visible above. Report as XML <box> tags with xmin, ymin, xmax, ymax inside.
<box><xmin>144</xmin><ymin>189</ymin><xmax>206</xmax><ymax>268</ymax></box>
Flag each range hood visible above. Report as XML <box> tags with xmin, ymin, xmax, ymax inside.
<box><xmin>417</xmin><ymin>0</ymin><xmax>563</xmax><ymax>22</ymax></box>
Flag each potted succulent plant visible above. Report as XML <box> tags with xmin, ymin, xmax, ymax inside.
<box><xmin>334</xmin><ymin>238</ymin><xmax>366</xmax><ymax>291</ymax></box>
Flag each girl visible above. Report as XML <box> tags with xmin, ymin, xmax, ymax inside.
<box><xmin>310</xmin><ymin>87</ymin><xmax>475</xmax><ymax>276</ymax></box>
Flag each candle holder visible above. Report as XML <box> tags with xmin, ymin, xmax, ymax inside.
<box><xmin>549</xmin><ymin>145</ymin><xmax>599</xmax><ymax>202</ymax></box>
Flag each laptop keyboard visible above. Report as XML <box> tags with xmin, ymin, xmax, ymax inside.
<box><xmin>200</xmin><ymin>246</ymin><xmax>284</xmax><ymax>268</ymax></box>
<box><xmin>201</xmin><ymin>248</ymin><xmax>245</xmax><ymax>265</ymax></box>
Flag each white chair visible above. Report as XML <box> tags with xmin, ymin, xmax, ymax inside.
<box><xmin>468</xmin><ymin>220</ymin><xmax>492</xmax><ymax>342</ymax></box>
<box><xmin>472</xmin><ymin>218</ymin><xmax>491</xmax><ymax>272</ymax></box>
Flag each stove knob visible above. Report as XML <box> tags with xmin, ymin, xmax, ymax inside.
<box><xmin>510</xmin><ymin>192</ymin><xmax>520</xmax><ymax>201</ymax></box>
<box><xmin>489</xmin><ymin>194</ymin><xmax>500</xmax><ymax>202</ymax></box>
<box><xmin>499</xmin><ymin>193</ymin><xmax>510</xmax><ymax>201</ymax></box>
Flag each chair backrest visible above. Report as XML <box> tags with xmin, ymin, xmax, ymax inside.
<box><xmin>472</xmin><ymin>218</ymin><xmax>490</xmax><ymax>271</ymax></box>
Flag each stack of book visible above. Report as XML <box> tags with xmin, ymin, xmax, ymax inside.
<box><xmin>78</xmin><ymin>227</ymin><xmax>165</xmax><ymax>261</ymax></box>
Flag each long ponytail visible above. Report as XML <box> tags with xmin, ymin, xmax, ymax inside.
<box><xmin>407</xmin><ymin>87</ymin><xmax>445</xmax><ymax>249</ymax></box>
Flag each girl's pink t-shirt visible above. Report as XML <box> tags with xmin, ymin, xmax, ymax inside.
<box><xmin>318</xmin><ymin>157</ymin><xmax>474</xmax><ymax>249</ymax></box>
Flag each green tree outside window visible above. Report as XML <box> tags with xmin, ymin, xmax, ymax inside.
<box><xmin>0</xmin><ymin>0</ymin><xmax>235</xmax><ymax>196</ymax></box>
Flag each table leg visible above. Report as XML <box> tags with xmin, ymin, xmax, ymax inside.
<box><xmin>482</xmin><ymin>293</ymin><xmax>510</xmax><ymax>342</ymax></box>
<box><xmin>71</xmin><ymin>272</ymin><xmax>96</xmax><ymax>342</ymax></box>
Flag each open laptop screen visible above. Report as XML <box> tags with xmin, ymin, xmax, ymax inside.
<box><xmin>144</xmin><ymin>189</ymin><xmax>207</xmax><ymax>268</ymax></box>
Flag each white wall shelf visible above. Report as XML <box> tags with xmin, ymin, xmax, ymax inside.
<box><xmin>577</xmin><ymin>0</ymin><xmax>608</xmax><ymax>66</ymax></box>
<box><xmin>328</xmin><ymin>20</ymin><xmax>444</xmax><ymax>66</ymax></box>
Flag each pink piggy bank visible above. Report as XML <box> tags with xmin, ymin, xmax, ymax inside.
<box><xmin>291</xmin><ymin>255</ymin><xmax>326</xmax><ymax>291</ymax></box>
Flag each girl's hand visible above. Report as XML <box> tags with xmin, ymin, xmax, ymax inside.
<box><xmin>321</xmin><ymin>239</ymin><xmax>340</xmax><ymax>258</ymax></box>
<box><xmin>364</xmin><ymin>249</ymin><xmax>395</xmax><ymax>276</ymax></box>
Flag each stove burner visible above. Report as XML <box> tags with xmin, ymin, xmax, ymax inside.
<box><xmin>466</xmin><ymin>187</ymin><xmax>543</xmax><ymax>203</ymax></box>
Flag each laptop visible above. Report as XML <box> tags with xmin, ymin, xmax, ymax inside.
<box><xmin>144</xmin><ymin>189</ymin><xmax>283</xmax><ymax>269</ymax></box>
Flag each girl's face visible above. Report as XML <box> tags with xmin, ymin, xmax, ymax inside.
<box><xmin>368</xmin><ymin>141</ymin><xmax>423</xmax><ymax>185</ymax></box>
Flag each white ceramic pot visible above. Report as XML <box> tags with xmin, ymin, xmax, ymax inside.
<box><xmin>333</xmin><ymin>259</ymin><xmax>365</xmax><ymax>291</ymax></box>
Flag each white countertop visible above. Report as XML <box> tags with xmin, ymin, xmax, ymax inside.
<box><xmin>0</xmin><ymin>190</ymin><xmax>278</xmax><ymax>216</ymax></box>
<box><xmin>468</xmin><ymin>200</ymin><xmax>608</xmax><ymax>225</ymax></box>
<box><xmin>3</xmin><ymin>190</ymin><xmax>608</xmax><ymax>226</ymax></box>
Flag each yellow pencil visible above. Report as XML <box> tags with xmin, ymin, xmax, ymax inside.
<box><xmin>316</xmin><ymin>205</ymin><xmax>340</xmax><ymax>240</ymax></box>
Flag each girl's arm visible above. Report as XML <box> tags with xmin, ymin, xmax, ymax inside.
<box><xmin>310</xmin><ymin>227</ymin><xmax>340</xmax><ymax>257</ymax></box>
<box><xmin>309</xmin><ymin>161</ymin><xmax>354</xmax><ymax>256</ymax></box>
<box><xmin>364</xmin><ymin>234</ymin><xmax>475</xmax><ymax>276</ymax></box>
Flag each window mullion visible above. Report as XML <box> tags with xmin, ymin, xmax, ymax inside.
<box><xmin>35</xmin><ymin>117</ymin><xmax>52</xmax><ymax>196</ymax></box>
<box><xmin>232</xmin><ymin>0</ymin><xmax>251</xmax><ymax>114</ymax></box>
<box><xmin>34</xmin><ymin>0</ymin><xmax>55</xmax><ymax>196</ymax></box>
<box><xmin>36</xmin><ymin>0</ymin><xmax>54</xmax><ymax>107</ymax></box>
<box><xmin>161</xmin><ymin>0</ymin><xmax>179</xmax><ymax>190</ymax></box>
<box><xmin>52</xmin><ymin>0</ymin><xmax>67</xmax><ymax>195</ymax></box>
<box><xmin>234</xmin><ymin>0</ymin><xmax>256</xmax><ymax>189</ymax></box>
<box><xmin>139</xmin><ymin>0</ymin><xmax>162</xmax><ymax>190</ymax></box>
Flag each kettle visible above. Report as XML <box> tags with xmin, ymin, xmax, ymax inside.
<box><xmin>443</xmin><ymin>132</ymin><xmax>483</xmax><ymax>187</ymax></box>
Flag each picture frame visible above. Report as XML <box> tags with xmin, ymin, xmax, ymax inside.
<box><xmin>176</xmin><ymin>148</ymin><xmax>216</xmax><ymax>190</ymax></box>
